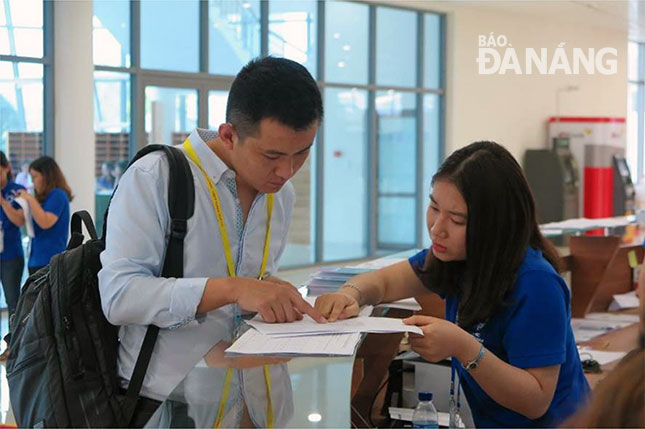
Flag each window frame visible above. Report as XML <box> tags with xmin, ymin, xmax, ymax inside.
<box><xmin>0</xmin><ymin>0</ymin><xmax>53</xmax><ymax>156</ymax></box>
<box><xmin>92</xmin><ymin>0</ymin><xmax>446</xmax><ymax>268</ymax></box>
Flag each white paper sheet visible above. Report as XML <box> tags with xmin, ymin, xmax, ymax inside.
<box><xmin>608</xmin><ymin>291</ymin><xmax>640</xmax><ymax>311</ymax></box>
<box><xmin>225</xmin><ymin>329</ymin><xmax>361</xmax><ymax>356</ymax></box>
<box><xmin>540</xmin><ymin>215</ymin><xmax>635</xmax><ymax>231</ymax></box>
<box><xmin>14</xmin><ymin>196</ymin><xmax>34</xmax><ymax>237</ymax></box>
<box><xmin>585</xmin><ymin>312</ymin><xmax>640</xmax><ymax>324</ymax></box>
<box><xmin>247</xmin><ymin>314</ymin><xmax>423</xmax><ymax>336</ymax></box>
<box><xmin>375</xmin><ymin>297</ymin><xmax>422</xmax><ymax>311</ymax></box>
<box><xmin>572</xmin><ymin>318</ymin><xmax>633</xmax><ymax>342</ymax></box>
<box><xmin>577</xmin><ymin>347</ymin><xmax>628</xmax><ymax>365</ymax></box>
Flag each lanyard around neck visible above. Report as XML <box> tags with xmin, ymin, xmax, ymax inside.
<box><xmin>449</xmin><ymin>304</ymin><xmax>462</xmax><ymax>428</ymax></box>
<box><xmin>182</xmin><ymin>137</ymin><xmax>274</xmax><ymax>279</ymax></box>
<box><xmin>182</xmin><ymin>138</ymin><xmax>275</xmax><ymax>428</ymax></box>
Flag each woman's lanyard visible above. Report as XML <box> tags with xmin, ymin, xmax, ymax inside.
<box><xmin>182</xmin><ymin>138</ymin><xmax>275</xmax><ymax>429</ymax></box>
<box><xmin>448</xmin><ymin>305</ymin><xmax>462</xmax><ymax>429</ymax></box>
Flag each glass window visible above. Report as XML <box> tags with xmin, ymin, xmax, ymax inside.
<box><xmin>378</xmin><ymin>197</ymin><xmax>415</xmax><ymax>247</ymax></box>
<box><xmin>94</xmin><ymin>71</ymin><xmax>131</xmax><ymax>133</ymax></box>
<box><xmin>324</xmin><ymin>2</ymin><xmax>368</xmax><ymax>85</ymax></box>
<box><xmin>145</xmin><ymin>86</ymin><xmax>197</xmax><ymax>145</ymax></box>
<box><xmin>209</xmin><ymin>0</ymin><xmax>260</xmax><ymax>76</ymax></box>
<box><xmin>376</xmin><ymin>7</ymin><xmax>417</xmax><ymax>87</ymax></box>
<box><xmin>94</xmin><ymin>71</ymin><xmax>131</xmax><ymax>232</ymax></box>
<box><xmin>376</xmin><ymin>91</ymin><xmax>417</xmax><ymax>194</ymax></box>
<box><xmin>0</xmin><ymin>61</ymin><xmax>43</xmax><ymax>167</ymax></box>
<box><xmin>422</xmin><ymin>94</ymin><xmax>441</xmax><ymax>247</ymax></box>
<box><xmin>0</xmin><ymin>0</ymin><xmax>43</xmax><ymax>58</ymax></box>
<box><xmin>323</xmin><ymin>88</ymin><xmax>368</xmax><ymax>261</ymax></box>
<box><xmin>93</xmin><ymin>0</ymin><xmax>130</xmax><ymax>67</ymax></box>
<box><xmin>424</xmin><ymin>14</ymin><xmax>441</xmax><ymax>89</ymax></box>
<box><xmin>141</xmin><ymin>0</ymin><xmax>199</xmax><ymax>72</ymax></box>
<box><xmin>376</xmin><ymin>90</ymin><xmax>417</xmax><ymax>247</ymax></box>
<box><xmin>281</xmin><ymin>153</ymin><xmax>315</xmax><ymax>267</ymax></box>
<box><xmin>208</xmin><ymin>90</ymin><xmax>228</xmax><ymax>129</ymax></box>
<box><xmin>268</xmin><ymin>0</ymin><xmax>317</xmax><ymax>76</ymax></box>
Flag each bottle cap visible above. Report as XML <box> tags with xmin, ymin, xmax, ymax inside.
<box><xmin>418</xmin><ymin>391</ymin><xmax>433</xmax><ymax>401</ymax></box>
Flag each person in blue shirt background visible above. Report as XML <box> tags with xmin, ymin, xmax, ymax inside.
<box><xmin>315</xmin><ymin>141</ymin><xmax>591</xmax><ymax>428</ymax></box>
<box><xmin>0</xmin><ymin>150</ymin><xmax>25</xmax><ymax>360</ymax></box>
<box><xmin>17</xmin><ymin>156</ymin><xmax>72</xmax><ymax>275</ymax></box>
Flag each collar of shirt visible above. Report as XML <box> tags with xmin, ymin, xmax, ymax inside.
<box><xmin>188</xmin><ymin>128</ymin><xmax>235</xmax><ymax>186</ymax></box>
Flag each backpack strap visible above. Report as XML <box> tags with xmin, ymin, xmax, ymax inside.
<box><xmin>67</xmin><ymin>210</ymin><xmax>98</xmax><ymax>249</ymax></box>
<box><xmin>109</xmin><ymin>145</ymin><xmax>195</xmax><ymax>424</ymax></box>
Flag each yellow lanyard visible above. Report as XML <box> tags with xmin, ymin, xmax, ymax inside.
<box><xmin>182</xmin><ymin>138</ymin><xmax>275</xmax><ymax>429</ymax></box>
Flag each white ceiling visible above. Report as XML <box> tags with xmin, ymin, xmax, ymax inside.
<box><xmin>393</xmin><ymin>0</ymin><xmax>645</xmax><ymax>42</ymax></box>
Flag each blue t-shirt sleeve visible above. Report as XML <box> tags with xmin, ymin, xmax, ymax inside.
<box><xmin>408</xmin><ymin>249</ymin><xmax>428</xmax><ymax>275</ymax></box>
<box><xmin>502</xmin><ymin>270</ymin><xmax>569</xmax><ymax>368</ymax></box>
<box><xmin>43</xmin><ymin>189</ymin><xmax>68</xmax><ymax>218</ymax></box>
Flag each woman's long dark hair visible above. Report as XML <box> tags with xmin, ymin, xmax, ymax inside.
<box><xmin>30</xmin><ymin>156</ymin><xmax>74</xmax><ymax>202</ymax></box>
<box><xmin>418</xmin><ymin>141</ymin><xmax>560</xmax><ymax>329</ymax></box>
<box><xmin>0</xmin><ymin>150</ymin><xmax>13</xmax><ymax>182</ymax></box>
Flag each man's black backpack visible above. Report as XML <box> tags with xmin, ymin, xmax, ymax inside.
<box><xmin>6</xmin><ymin>145</ymin><xmax>195</xmax><ymax>428</ymax></box>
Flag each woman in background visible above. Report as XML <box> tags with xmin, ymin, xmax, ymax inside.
<box><xmin>0</xmin><ymin>151</ymin><xmax>25</xmax><ymax>360</ymax></box>
<box><xmin>17</xmin><ymin>156</ymin><xmax>73</xmax><ymax>274</ymax></box>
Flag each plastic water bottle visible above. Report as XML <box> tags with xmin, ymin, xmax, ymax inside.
<box><xmin>412</xmin><ymin>391</ymin><xmax>439</xmax><ymax>428</ymax></box>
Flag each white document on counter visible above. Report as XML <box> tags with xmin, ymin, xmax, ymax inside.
<box><xmin>375</xmin><ymin>297</ymin><xmax>421</xmax><ymax>311</ymax></box>
<box><xmin>225</xmin><ymin>329</ymin><xmax>361</xmax><ymax>356</ymax></box>
<box><xmin>572</xmin><ymin>318</ymin><xmax>633</xmax><ymax>343</ymax></box>
<box><xmin>577</xmin><ymin>346</ymin><xmax>628</xmax><ymax>365</ymax></box>
<box><xmin>585</xmin><ymin>312</ymin><xmax>640</xmax><ymax>324</ymax></box>
<box><xmin>608</xmin><ymin>291</ymin><xmax>640</xmax><ymax>311</ymax></box>
<box><xmin>247</xmin><ymin>314</ymin><xmax>423</xmax><ymax>337</ymax></box>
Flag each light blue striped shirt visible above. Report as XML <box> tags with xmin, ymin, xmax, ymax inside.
<box><xmin>98</xmin><ymin>128</ymin><xmax>295</xmax><ymax>401</ymax></box>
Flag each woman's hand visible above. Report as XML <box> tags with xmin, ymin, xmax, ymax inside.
<box><xmin>16</xmin><ymin>190</ymin><xmax>34</xmax><ymax>204</ymax></box>
<box><xmin>404</xmin><ymin>315</ymin><xmax>480</xmax><ymax>363</ymax></box>
<box><xmin>314</xmin><ymin>292</ymin><xmax>360</xmax><ymax>322</ymax></box>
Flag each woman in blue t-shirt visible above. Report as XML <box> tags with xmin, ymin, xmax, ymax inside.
<box><xmin>17</xmin><ymin>156</ymin><xmax>73</xmax><ymax>274</ymax></box>
<box><xmin>0</xmin><ymin>151</ymin><xmax>26</xmax><ymax>359</ymax></box>
<box><xmin>315</xmin><ymin>141</ymin><xmax>590</xmax><ymax>428</ymax></box>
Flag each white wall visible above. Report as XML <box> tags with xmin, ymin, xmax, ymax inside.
<box><xmin>366</xmin><ymin>1</ymin><xmax>629</xmax><ymax>162</ymax></box>
<box><xmin>54</xmin><ymin>1</ymin><xmax>95</xmax><ymax>217</ymax></box>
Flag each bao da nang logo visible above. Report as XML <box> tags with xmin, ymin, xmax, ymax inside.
<box><xmin>476</xmin><ymin>33</ymin><xmax>618</xmax><ymax>75</ymax></box>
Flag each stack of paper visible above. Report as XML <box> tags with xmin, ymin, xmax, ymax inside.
<box><xmin>305</xmin><ymin>266</ymin><xmax>373</xmax><ymax>296</ymax></box>
<box><xmin>577</xmin><ymin>346</ymin><xmax>627</xmax><ymax>365</ymax></box>
<box><xmin>247</xmin><ymin>314</ymin><xmax>423</xmax><ymax>337</ymax></box>
<box><xmin>572</xmin><ymin>317</ymin><xmax>634</xmax><ymax>343</ymax></box>
<box><xmin>540</xmin><ymin>215</ymin><xmax>635</xmax><ymax>232</ymax></box>
<box><xmin>226</xmin><ymin>299</ymin><xmax>422</xmax><ymax>356</ymax></box>
<box><xmin>226</xmin><ymin>330</ymin><xmax>362</xmax><ymax>356</ymax></box>
<box><xmin>375</xmin><ymin>297</ymin><xmax>422</xmax><ymax>311</ymax></box>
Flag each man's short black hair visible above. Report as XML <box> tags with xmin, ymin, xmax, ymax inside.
<box><xmin>226</xmin><ymin>56</ymin><xmax>323</xmax><ymax>138</ymax></box>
